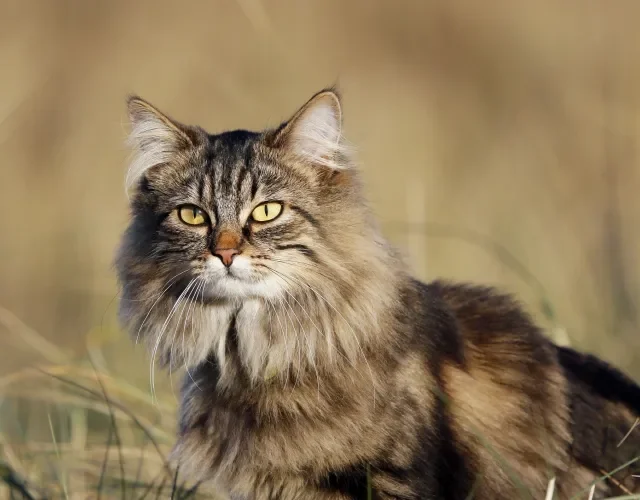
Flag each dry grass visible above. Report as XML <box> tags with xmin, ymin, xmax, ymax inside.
<box><xmin>0</xmin><ymin>323</ymin><xmax>218</xmax><ymax>499</ymax></box>
<box><xmin>0</xmin><ymin>322</ymin><xmax>219</xmax><ymax>500</ymax></box>
<box><xmin>1</xmin><ymin>1</ymin><xmax>639</xmax><ymax>498</ymax></box>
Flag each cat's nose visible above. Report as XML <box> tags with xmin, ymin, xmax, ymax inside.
<box><xmin>214</xmin><ymin>248</ymin><xmax>239</xmax><ymax>267</ymax></box>
<box><xmin>213</xmin><ymin>229</ymin><xmax>242</xmax><ymax>267</ymax></box>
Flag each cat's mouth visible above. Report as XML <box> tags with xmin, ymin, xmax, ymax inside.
<box><xmin>195</xmin><ymin>254</ymin><xmax>284</xmax><ymax>300</ymax></box>
<box><xmin>224</xmin><ymin>268</ymin><xmax>239</xmax><ymax>279</ymax></box>
<box><xmin>203</xmin><ymin>255</ymin><xmax>249</xmax><ymax>279</ymax></box>
<box><xmin>203</xmin><ymin>268</ymin><xmax>244</xmax><ymax>287</ymax></box>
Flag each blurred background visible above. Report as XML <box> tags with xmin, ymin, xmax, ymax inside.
<box><xmin>1</xmin><ymin>1</ymin><xmax>639</xmax><ymax>497</ymax></box>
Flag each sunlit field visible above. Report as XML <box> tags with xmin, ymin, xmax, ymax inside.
<box><xmin>1</xmin><ymin>1</ymin><xmax>639</xmax><ymax>497</ymax></box>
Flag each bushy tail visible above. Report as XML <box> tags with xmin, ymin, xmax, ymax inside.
<box><xmin>556</xmin><ymin>345</ymin><xmax>640</xmax><ymax>495</ymax></box>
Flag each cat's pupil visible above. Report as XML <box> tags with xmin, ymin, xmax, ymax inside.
<box><xmin>264</xmin><ymin>205</ymin><xmax>269</xmax><ymax>217</ymax></box>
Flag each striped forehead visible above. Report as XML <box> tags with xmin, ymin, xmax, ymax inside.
<box><xmin>201</xmin><ymin>130</ymin><xmax>260</xmax><ymax>221</ymax></box>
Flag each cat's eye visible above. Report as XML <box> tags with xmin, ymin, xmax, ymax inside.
<box><xmin>177</xmin><ymin>205</ymin><xmax>208</xmax><ymax>226</ymax></box>
<box><xmin>251</xmin><ymin>202</ymin><xmax>283</xmax><ymax>223</ymax></box>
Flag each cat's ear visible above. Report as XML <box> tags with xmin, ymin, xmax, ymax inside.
<box><xmin>125</xmin><ymin>96</ymin><xmax>195</xmax><ymax>191</ymax></box>
<box><xmin>269</xmin><ymin>88</ymin><xmax>350</xmax><ymax>169</ymax></box>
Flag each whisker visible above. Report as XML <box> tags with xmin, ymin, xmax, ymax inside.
<box><xmin>197</xmin><ymin>276</ymin><xmax>208</xmax><ymax>361</ymax></box>
<box><xmin>267</xmin><ymin>267</ymin><xmax>348</xmax><ymax>368</ymax></box>
<box><xmin>280</xmin><ymin>297</ymin><xmax>302</xmax><ymax>389</ymax></box>
<box><xmin>263</xmin><ymin>296</ymin><xmax>290</xmax><ymax>387</ymax></box>
<box><xmin>184</xmin><ymin>278</ymin><xmax>207</xmax><ymax>391</ymax></box>
<box><xmin>175</xmin><ymin>277</ymin><xmax>200</xmax><ymax>364</ymax></box>
<box><xmin>264</xmin><ymin>265</ymin><xmax>377</xmax><ymax>408</ymax></box>
<box><xmin>265</xmin><ymin>268</ymin><xmax>326</xmax><ymax>391</ymax></box>
<box><xmin>135</xmin><ymin>268</ymin><xmax>192</xmax><ymax>344</ymax></box>
<box><xmin>122</xmin><ymin>268</ymin><xmax>192</xmax><ymax>303</ymax></box>
<box><xmin>150</xmin><ymin>278</ymin><xmax>198</xmax><ymax>405</ymax></box>
<box><xmin>275</xmin><ymin>294</ymin><xmax>303</xmax><ymax>389</ymax></box>
<box><xmin>169</xmin><ymin>276</ymin><xmax>201</xmax><ymax>401</ymax></box>
<box><xmin>269</xmin><ymin>257</ymin><xmax>339</xmax><ymax>283</ymax></box>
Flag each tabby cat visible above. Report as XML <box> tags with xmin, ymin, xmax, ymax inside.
<box><xmin>116</xmin><ymin>89</ymin><xmax>640</xmax><ymax>499</ymax></box>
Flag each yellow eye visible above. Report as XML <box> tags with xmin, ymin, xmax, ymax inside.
<box><xmin>178</xmin><ymin>205</ymin><xmax>208</xmax><ymax>226</ymax></box>
<box><xmin>251</xmin><ymin>202</ymin><xmax>283</xmax><ymax>222</ymax></box>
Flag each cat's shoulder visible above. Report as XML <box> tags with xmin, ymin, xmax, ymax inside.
<box><xmin>425</xmin><ymin>279</ymin><xmax>526</xmax><ymax>313</ymax></box>
<box><xmin>416</xmin><ymin>279</ymin><xmax>550</xmax><ymax>355</ymax></box>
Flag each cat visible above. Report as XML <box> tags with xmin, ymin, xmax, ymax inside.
<box><xmin>116</xmin><ymin>88</ymin><xmax>640</xmax><ymax>499</ymax></box>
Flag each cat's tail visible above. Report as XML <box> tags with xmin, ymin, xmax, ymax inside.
<box><xmin>556</xmin><ymin>345</ymin><xmax>640</xmax><ymax>496</ymax></box>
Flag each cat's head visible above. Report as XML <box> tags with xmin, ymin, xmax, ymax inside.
<box><xmin>116</xmin><ymin>89</ymin><xmax>400</xmax><ymax>371</ymax></box>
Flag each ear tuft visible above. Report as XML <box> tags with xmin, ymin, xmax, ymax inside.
<box><xmin>125</xmin><ymin>96</ymin><xmax>193</xmax><ymax>192</ymax></box>
<box><xmin>271</xmin><ymin>89</ymin><xmax>351</xmax><ymax>169</ymax></box>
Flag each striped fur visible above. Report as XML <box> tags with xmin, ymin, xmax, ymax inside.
<box><xmin>116</xmin><ymin>89</ymin><xmax>640</xmax><ymax>499</ymax></box>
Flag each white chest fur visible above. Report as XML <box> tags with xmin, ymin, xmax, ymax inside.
<box><xmin>188</xmin><ymin>299</ymin><xmax>276</xmax><ymax>380</ymax></box>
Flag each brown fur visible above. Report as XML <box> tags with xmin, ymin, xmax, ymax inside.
<box><xmin>117</xmin><ymin>90</ymin><xmax>640</xmax><ymax>499</ymax></box>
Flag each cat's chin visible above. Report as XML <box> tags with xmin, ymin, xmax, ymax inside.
<box><xmin>201</xmin><ymin>273</ymin><xmax>282</xmax><ymax>301</ymax></box>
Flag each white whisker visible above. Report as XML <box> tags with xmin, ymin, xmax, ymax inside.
<box><xmin>169</xmin><ymin>276</ymin><xmax>201</xmax><ymax>401</ymax></box>
<box><xmin>184</xmin><ymin>278</ymin><xmax>207</xmax><ymax>391</ymax></box>
<box><xmin>264</xmin><ymin>297</ymin><xmax>290</xmax><ymax>387</ymax></box>
<box><xmin>276</xmin><ymin>294</ymin><xmax>303</xmax><ymax>389</ymax></box>
<box><xmin>266</xmin><ymin>265</ymin><xmax>377</xmax><ymax>408</ymax></box>
<box><xmin>150</xmin><ymin>278</ymin><xmax>197</xmax><ymax>405</ymax></box>
<box><xmin>135</xmin><ymin>269</ymin><xmax>191</xmax><ymax>344</ymax></box>
<box><xmin>266</xmin><ymin>269</ymin><xmax>328</xmax><ymax>398</ymax></box>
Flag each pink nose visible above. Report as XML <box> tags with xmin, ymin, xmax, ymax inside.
<box><xmin>214</xmin><ymin>248</ymin><xmax>239</xmax><ymax>267</ymax></box>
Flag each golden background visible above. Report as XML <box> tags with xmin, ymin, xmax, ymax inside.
<box><xmin>0</xmin><ymin>1</ymin><xmax>638</xmax><ymax>497</ymax></box>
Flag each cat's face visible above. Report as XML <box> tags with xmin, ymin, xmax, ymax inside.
<box><xmin>117</xmin><ymin>90</ymin><xmax>401</xmax><ymax>373</ymax></box>
<box><xmin>125</xmin><ymin>128</ymin><xmax>343</xmax><ymax>302</ymax></box>
<box><xmin>117</xmin><ymin>90</ymin><xmax>376</xmax><ymax>346</ymax></box>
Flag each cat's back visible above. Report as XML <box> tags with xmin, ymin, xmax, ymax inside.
<box><xmin>417</xmin><ymin>280</ymin><xmax>560</xmax><ymax>377</ymax></box>
<box><xmin>416</xmin><ymin>280</ymin><xmax>573</xmax><ymax>497</ymax></box>
<box><xmin>416</xmin><ymin>280</ymin><xmax>639</xmax><ymax>498</ymax></box>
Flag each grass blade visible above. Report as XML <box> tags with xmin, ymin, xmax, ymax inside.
<box><xmin>0</xmin><ymin>462</ymin><xmax>36</xmax><ymax>500</ymax></box>
<box><xmin>39</xmin><ymin>370</ymin><xmax>171</xmax><ymax>474</ymax></box>
<box><xmin>90</xmin><ymin>357</ymin><xmax>127</xmax><ymax>499</ymax></box>
<box><xmin>47</xmin><ymin>410</ymin><xmax>69</xmax><ymax>499</ymax></box>
<box><xmin>96</xmin><ymin>417</ymin><xmax>114</xmax><ymax>499</ymax></box>
<box><xmin>170</xmin><ymin>466</ymin><xmax>179</xmax><ymax>500</ymax></box>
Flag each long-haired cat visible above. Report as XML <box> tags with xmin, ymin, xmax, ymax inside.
<box><xmin>116</xmin><ymin>89</ymin><xmax>640</xmax><ymax>499</ymax></box>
